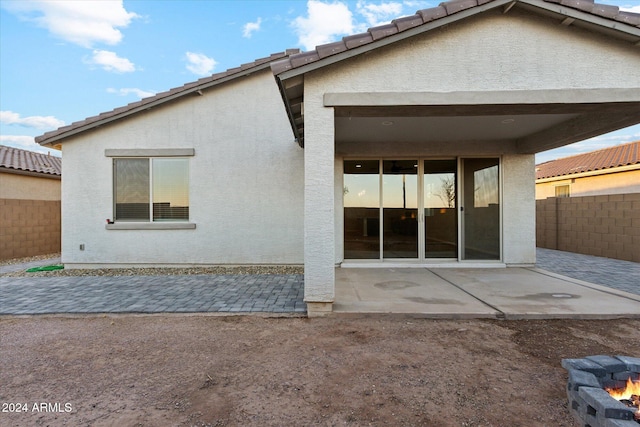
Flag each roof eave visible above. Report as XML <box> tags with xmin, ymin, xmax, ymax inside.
<box><xmin>0</xmin><ymin>167</ymin><xmax>61</xmax><ymax>180</ymax></box>
<box><xmin>518</xmin><ymin>0</ymin><xmax>640</xmax><ymax>41</ymax></box>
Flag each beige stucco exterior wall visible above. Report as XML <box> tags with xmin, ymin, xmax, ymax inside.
<box><xmin>59</xmin><ymin>70</ymin><xmax>304</xmax><ymax>267</ymax></box>
<box><xmin>536</xmin><ymin>168</ymin><xmax>640</xmax><ymax>199</ymax></box>
<box><xmin>0</xmin><ymin>173</ymin><xmax>61</xmax><ymax>201</ymax></box>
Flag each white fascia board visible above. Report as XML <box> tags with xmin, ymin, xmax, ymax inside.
<box><xmin>323</xmin><ymin>88</ymin><xmax>640</xmax><ymax>107</ymax></box>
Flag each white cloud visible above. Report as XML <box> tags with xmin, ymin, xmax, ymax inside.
<box><xmin>243</xmin><ymin>17</ymin><xmax>262</xmax><ymax>38</ymax></box>
<box><xmin>0</xmin><ymin>135</ymin><xmax>61</xmax><ymax>156</ymax></box>
<box><xmin>1</xmin><ymin>0</ymin><xmax>139</xmax><ymax>48</ymax></box>
<box><xmin>0</xmin><ymin>110</ymin><xmax>65</xmax><ymax>130</ymax></box>
<box><xmin>107</xmin><ymin>88</ymin><xmax>156</xmax><ymax>99</ymax></box>
<box><xmin>357</xmin><ymin>1</ymin><xmax>403</xmax><ymax>27</ymax></box>
<box><xmin>185</xmin><ymin>52</ymin><xmax>217</xmax><ymax>76</ymax></box>
<box><xmin>87</xmin><ymin>50</ymin><xmax>136</xmax><ymax>73</ymax></box>
<box><xmin>620</xmin><ymin>5</ymin><xmax>640</xmax><ymax>13</ymax></box>
<box><xmin>292</xmin><ymin>0</ymin><xmax>355</xmax><ymax>51</ymax></box>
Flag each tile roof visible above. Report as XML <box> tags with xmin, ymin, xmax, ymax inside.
<box><xmin>271</xmin><ymin>0</ymin><xmax>640</xmax><ymax>76</ymax></box>
<box><xmin>35</xmin><ymin>0</ymin><xmax>640</xmax><ymax>148</ymax></box>
<box><xmin>36</xmin><ymin>50</ymin><xmax>300</xmax><ymax>146</ymax></box>
<box><xmin>0</xmin><ymin>145</ymin><xmax>62</xmax><ymax>177</ymax></box>
<box><xmin>535</xmin><ymin>140</ymin><xmax>640</xmax><ymax>179</ymax></box>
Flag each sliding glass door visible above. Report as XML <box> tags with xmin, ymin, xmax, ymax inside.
<box><xmin>383</xmin><ymin>160</ymin><xmax>418</xmax><ymax>258</ymax></box>
<box><xmin>343</xmin><ymin>158</ymin><xmax>499</xmax><ymax>262</ymax></box>
<box><xmin>461</xmin><ymin>158</ymin><xmax>500</xmax><ymax>260</ymax></box>
<box><xmin>343</xmin><ymin>160</ymin><xmax>380</xmax><ymax>259</ymax></box>
<box><xmin>423</xmin><ymin>160</ymin><xmax>457</xmax><ymax>258</ymax></box>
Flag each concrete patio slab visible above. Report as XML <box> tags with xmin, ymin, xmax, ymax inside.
<box><xmin>335</xmin><ymin>267</ymin><xmax>640</xmax><ymax>319</ymax></box>
<box><xmin>432</xmin><ymin>268</ymin><xmax>640</xmax><ymax>319</ymax></box>
<box><xmin>334</xmin><ymin>268</ymin><xmax>499</xmax><ymax>318</ymax></box>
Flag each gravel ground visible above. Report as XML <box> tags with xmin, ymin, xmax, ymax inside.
<box><xmin>0</xmin><ymin>253</ymin><xmax>303</xmax><ymax>278</ymax></box>
<box><xmin>0</xmin><ymin>253</ymin><xmax>61</xmax><ymax>267</ymax></box>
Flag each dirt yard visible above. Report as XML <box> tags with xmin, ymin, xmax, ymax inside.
<box><xmin>1</xmin><ymin>315</ymin><xmax>638</xmax><ymax>427</ymax></box>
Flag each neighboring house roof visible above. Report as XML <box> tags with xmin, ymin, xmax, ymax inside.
<box><xmin>535</xmin><ymin>140</ymin><xmax>640</xmax><ymax>179</ymax></box>
<box><xmin>0</xmin><ymin>145</ymin><xmax>62</xmax><ymax>178</ymax></box>
<box><xmin>270</xmin><ymin>0</ymin><xmax>640</xmax><ymax>146</ymax></box>
<box><xmin>36</xmin><ymin>50</ymin><xmax>300</xmax><ymax>147</ymax></box>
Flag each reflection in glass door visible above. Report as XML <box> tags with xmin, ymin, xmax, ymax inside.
<box><xmin>383</xmin><ymin>160</ymin><xmax>418</xmax><ymax>258</ymax></box>
<box><xmin>343</xmin><ymin>160</ymin><xmax>380</xmax><ymax>259</ymax></box>
<box><xmin>423</xmin><ymin>160</ymin><xmax>457</xmax><ymax>258</ymax></box>
<box><xmin>461</xmin><ymin>158</ymin><xmax>500</xmax><ymax>260</ymax></box>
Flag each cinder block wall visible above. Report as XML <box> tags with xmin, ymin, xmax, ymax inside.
<box><xmin>0</xmin><ymin>199</ymin><xmax>61</xmax><ymax>260</ymax></box>
<box><xmin>536</xmin><ymin>193</ymin><xmax>640</xmax><ymax>262</ymax></box>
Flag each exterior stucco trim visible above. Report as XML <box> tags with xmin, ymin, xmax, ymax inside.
<box><xmin>105</xmin><ymin>148</ymin><xmax>195</xmax><ymax>157</ymax></box>
<box><xmin>324</xmin><ymin>88</ymin><xmax>640</xmax><ymax>106</ymax></box>
<box><xmin>105</xmin><ymin>222</ymin><xmax>196</xmax><ymax>230</ymax></box>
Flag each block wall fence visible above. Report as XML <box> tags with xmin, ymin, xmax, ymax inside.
<box><xmin>536</xmin><ymin>193</ymin><xmax>640</xmax><ymax>263</ymax></box>
<box><xmin>0</xmin><ymin>199</ymin><xmax>61</xmax><ymax>260</ymax></box>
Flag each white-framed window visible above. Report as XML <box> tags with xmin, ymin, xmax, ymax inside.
<box><xmin>113</xmin><ymin>157</ymin><xmax>189</xmax><ymax>222</ymax></box>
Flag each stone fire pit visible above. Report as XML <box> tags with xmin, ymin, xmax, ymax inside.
<box><xmin>562</xmin><ymin>355</ymin><xmax>640</xmax><ymax>427</ymax></box>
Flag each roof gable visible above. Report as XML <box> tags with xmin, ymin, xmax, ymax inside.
<box><xmin>272</xmin><ymin>0</ymin><xmax>640</xmax><ymax>77</ymax></box>
<box><xmin>36</xmin><ymin>50</ymin><xmax>300</xmax><ymax>147</ymax></box>
<box><xmin>0</xmin><ymin>145</ymin><xmax>62</xmax><ymax>177</ymax></box>
<box><xmin>535</xmin><ymin>140</ymin><xmax>640</xmax><ymax>179</ymax></box>
<box><xmin>271</xmin><ymin>0</ymin><xmax>640</xmax><ymax>146</ymax></box>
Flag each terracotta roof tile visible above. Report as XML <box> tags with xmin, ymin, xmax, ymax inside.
<box><xmin>392</xmin><ymin>14</ymin><xmax>424</xmax><ymax>32</ymax></box>
<box><xmin>441</xmin><ymin>0</ymin><xmax>479</xmax><ymax>15</ymax></box>
<box><xmin>36</xmin><ymin>50</ymin><xmax>300</xmax><ymax>146</ymax></box>
<box><xmin>0</xmin><ymin>145</ymin><xmax>62</xmax><ymax>176</ymax></box>
<box><xmin>535</xmin><ymin>141</ymin><xmax>640</xmax><ymax>179</ymax></box>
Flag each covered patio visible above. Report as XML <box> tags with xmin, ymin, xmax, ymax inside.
<box><xmin>272</xmin><ymin>0</ymin><xmax>640</xmax><ymax>316</ymax></box>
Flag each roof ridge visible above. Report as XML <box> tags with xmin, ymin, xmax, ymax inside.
<box><xmin>36</xmin><ymin>49</ymin><xmax>301</xmax><ymax>145</ymax></box>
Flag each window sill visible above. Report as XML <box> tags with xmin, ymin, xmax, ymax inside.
<box><xmin>106</xmin><ymin>222</ymin><xmax>196</xmax><ymax>230</ymax></box>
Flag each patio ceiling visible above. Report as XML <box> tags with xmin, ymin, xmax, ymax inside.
<box><xmin>332</xmin><ymin>99</ymin><xmax>640</xmax><ymax>154</ymax></box>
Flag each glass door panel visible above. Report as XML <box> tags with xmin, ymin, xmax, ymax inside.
<box><xmin>383</xmin><ymin>160</ymin><xmax>418</xmax><ymax>258</ymax></box>
<box><xmin>423</xmin><ymin>160</ymin><xmax>457</xmax><ymax>258</ymax></box>
<box><xmin>344</xmin><ymin>160</ymin><xmax>380</xmax><ymax>259</ymax></box>
<box><xmin>462</xmin><ymin>158</ymin><xmax>500</xmax><ymax>260</ymax></box>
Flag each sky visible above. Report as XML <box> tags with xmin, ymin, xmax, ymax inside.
<box><xmin>1</xmin><ymin>0</ymin><xmax>639</xmax><ymax>164</ymax></box>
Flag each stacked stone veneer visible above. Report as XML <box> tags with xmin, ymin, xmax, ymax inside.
<box><xmin>536</xmin><ymin>194</ymin><xmax>640</xmax><ymax>263</ymax></box>
<box><xmin>562</xmin><ymin>355</ymin><xmax>640</xmax><ymax>427</ymax></box>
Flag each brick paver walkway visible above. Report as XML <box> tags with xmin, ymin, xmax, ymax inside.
<box><xmin>536</xmin><ymin>248</ymin><xmax>640</xmax><ymax>296</ymax></box>
<box><xmin>2</xmin><ymin>248</ymin><xmax>637</xmax><ymax>315</ymax></box>
<box><xmin>0</xmin><ymin>274</ymin><xmax>305</xmax><ymax>315</ymax></box>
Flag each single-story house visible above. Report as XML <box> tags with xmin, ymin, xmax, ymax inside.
<box><xmin>0</xmin><ymin>145</ymin><xmax>62</xmax><ymax>260</ymax></box>
<box><xmin>535</xmin><ymin>140</ymin><xmax>640</xmax><ymax>198</ymax></box>
<box><xmin>36</xmin><ymin>0</ymin><xmax>640</xmax><ymax>315</ymax></box>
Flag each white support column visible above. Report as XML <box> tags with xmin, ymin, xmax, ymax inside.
<box><xmin>303</xmin><ymin>96</ymin><xmax>335</xmax><ymax>316</ymax></box>
<box><xmin>502</xmin><ymin>154</ymin><xmax>536</xmax><ymax>266</ymax></box>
